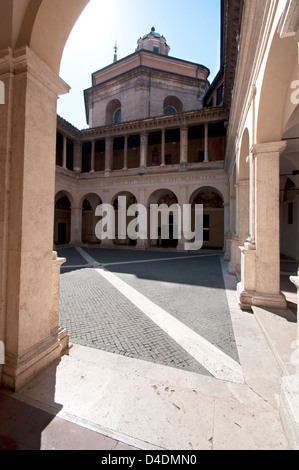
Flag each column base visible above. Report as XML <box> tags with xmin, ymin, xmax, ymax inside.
<box><xmin>228</xmin><ymin>238</ymin><xmax>241</xmax><ymax>274</ymax></box>
<box><xmin>224</xmin><ymin>235</ymin><xmax>232</xmax><ymax>261</ymax></box>
<box><xmin>252</xmin><ymin>291</ymin><xmax>287</xmax><ymax>310</ymax></box>
<box><xmin>237</xmin><ymin>282</ymin><xmax>254</xmax><ymax>311</ymax></box>
<box><xmin>135</xmin><ymin>239</ymin><xmax>148</xmax><ymax>250</ymax></box>
<box><xmin>280</xmin><ymin>375</ymin><xmax>299</xmax><ymax>450</ymax></box>
<box><xmin>179</xmin><ymin>161</ymin><xmax>187</xmax><ymax>171</ymax></box>
<box><xmin>100</xmin><ymin>239</ymin><xmax>114</xmax><ymax>248</ymax></box>
<box><xmin>237</xmin><ymin>282</ymin><xmax>287</xmax><ymax>311</ymax></box>
<box><xmin>1</xmin><ymin>327</ymin><xmax>69</xmax><ymax>392</ymax></box>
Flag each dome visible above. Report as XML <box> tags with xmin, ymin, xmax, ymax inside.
<box><xmin>143</xmin><ymin>27</ymin><xmax>161</xmax><ymax>39</ymax></box>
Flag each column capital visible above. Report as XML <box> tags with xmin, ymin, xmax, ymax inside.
<box><xmin>251</xmin><ymin>141</ymin><xmax>287</xmax><ymax>156</ymax></box>
<box><xmin>0</xmin><ymin>46</ymin><xmax>70</xmax><ymax>97</ymax></box>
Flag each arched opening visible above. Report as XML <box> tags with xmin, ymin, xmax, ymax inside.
<box><xmin>163</xmin><ymin>96</ymin><xmax>183</xmax><ymax>114</ymax></box>
<box><xmin>148</xmin><ymin>189</ymin><xmax>179</xmax><ymax>248</ymax></box>
<box><xmin>81</xmin><ymin>193</ymin><xmax>102</xmax><ymax>244</ymax></box>
<box><xmin>190</xmin><ymin>187</ymin><xmax>224</xmax><ymax>249</ymax></box>
<box><xmin>106</xmin><ymin>99</ymin><xmax>122</xmax><ymax>125</ymax></box>
<box><xmin>280</xmin><ymin>106</ymin><xmax>299</xmax><ymax>263</ymax></box>
<box><xmin>54</xmin><ymin>192</ymin><xmax>72</xmax><ymax>244</ymax></box>
<box><xmin>256</xmin><ymin>33</ymin><xmax>297</xmax><ymax>143</ymax></box>
<box><xmin>112</xmin><ymin>191</ymin><xmax>138</xmax><ymax>246</ymax></box>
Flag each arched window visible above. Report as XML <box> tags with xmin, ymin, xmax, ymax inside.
<box><xmin>106</xmin><ymin>99</ymin><xmax>121</xmax><ymax>125</ymax></box>
<box><xmin>164</xmin><ymin>106</ymin><xmax>176</xmax><ymax>115</ymax></box>
<box><xmin>113</xmin><ymin>108</ymin><xmax>121</xmax><ymax>124</ymax></box>
<box><xmin>163</xmin><ymin>96</ymin><xmax>183</xmax><ymax>114</ymax></box>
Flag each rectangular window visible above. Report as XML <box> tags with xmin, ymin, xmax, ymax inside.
<box><xmin>153</xmin><ymin>46</ymin><xmax>159</xmax><ymax>54</ymax></box>
<box><xmin>288</xmin><ymin>202</ymin><xmax>294</xmax><ymax>225</ymax></box>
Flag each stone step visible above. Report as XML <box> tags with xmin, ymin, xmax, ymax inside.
<box><xmin>252</xmin><ymin>306</ymin><xmax>297</xmax><ymax>377</ymax></box>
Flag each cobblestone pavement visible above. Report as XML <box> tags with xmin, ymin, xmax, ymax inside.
<box><xmin>58</xmin><ymin>247</ymin><xmax>239</xmax><ymax>376</ymax></box>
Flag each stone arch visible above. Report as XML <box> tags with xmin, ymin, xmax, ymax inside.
<box><xmin>147</xmin><ymin>188</ymin><xmax>179</xmax><ymax>206</ymax></box>
<box><xmin>148</xmin><ymin>189</ymin><xmax>179</xmax><ymax>248</ymax></box>
<box><xmin>111</xmin><ymin>191</ymin><xmax>138</xmax><ymax>246</ymax></box>
<box><xmin>189</xmin><ymin>187</ymin><xmax>225</xmax><ymax>249</ymax></box>
<box><xmin>256</xmin><ymin>32</ymin><xmax>297</xmax><ymax>143</ymax></box>
<box><xmin>18</xmin><ymin>0</ymin><xmax>90</xmax><ymax>73</ymax></box>
<box><xmin>55</xmin><ymin>189</ymin><xmax>75</xmax><ymax>207</ymax></box>
<box><xmin>280</xmin><ymin>105</ymin><xmax>299</xmax><ymax>261</ymax></box>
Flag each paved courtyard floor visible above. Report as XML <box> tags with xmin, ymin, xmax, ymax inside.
<box><xmin>0</xmin><ymin>246</ymin><xmax>297</xmax><ymax>450</ymax></box>
<box><xmin>58</xmin><ymin>247</ymin><xmax>241</xmax><ymax>380</ymax></box>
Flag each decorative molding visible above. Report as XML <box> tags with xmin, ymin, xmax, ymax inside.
<box><xmin>0</xmin><ymin>46</ymin><xmax>70</xmax><ymax>97</ymax></box>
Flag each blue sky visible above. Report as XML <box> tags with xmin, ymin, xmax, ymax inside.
<box><xmin>58</xmin><ymin>0</ymin><xmax>221</xmax><ymax>129</ymax></box>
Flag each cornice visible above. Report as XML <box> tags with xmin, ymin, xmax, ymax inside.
<box><xmin>57</xmin><ymin>115</ymin><xmax>81</xmax><ymax>138</ymax></box>
<box><xmin>77</xmin><ymin>107</ymin><xmax>228</xmax><ymax>141</ymax></box>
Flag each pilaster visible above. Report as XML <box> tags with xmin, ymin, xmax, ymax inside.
<box><xmin>0</xmin><ymin>46</ymin><xmax>70</xmax><ymax>390</ymax></box>
<box><xmin>237</xmin><ymin>141</ymin><xmax>287</xmax><ymax>310</ymax></box>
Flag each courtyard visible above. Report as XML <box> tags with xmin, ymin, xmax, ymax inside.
<box><xmin>0</xmin><ymin>246</ymin><xmax>297</xmax><ymax>450</ymax></box>
<box><xmin>58</xmin><ymin>248</ymin><xmax>240</xmax><ymax>379</ymax></box>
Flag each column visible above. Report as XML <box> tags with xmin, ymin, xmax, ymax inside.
<box><xmin>238</xmin><ymin>179</ymin><xmax>250</xmax><ymax>244</ymax></box>
<box><xmin>90</xmin><ymin>140</ymin><xmax>95</xmax><ymax>173</ymax></box>
<box><xmin>105</xmin><ymin>136</ymin><xmax>113</xmax><ymax>176</ymax></box>
<box><xmin>230</xmin><ymin>179</ymin><xmax>250</xmax><ymax>273</ymax></box>
<box><xmin>225</xmin><ymin>172</ymin><xmax>235</xmax><ymax>262</ymax></box>
<box><xmin>99</xmin><ymin>189</ymin><xmax>114</xmax><ymax>248</ymax></box>
<box><xmin>228</xmin><ymin>182</ymin><xmax>240</xmax><ymax>274</ymax></box>
<box><xmin>180</xmin><ymin>125</ymin><xmax>188</xmax><ymax>169</ymax></box>
<box><xmin>62</xmin><ymin>135</ymin><xmax>67</xmax><ymax>169</ymax></box>
<box><xmin>176</xmin><ymin>185</ymin><xmax>188</xmax><ymax>251</ymax></box>
<box><xmin>237</xmin><ymin>141</ymin><xmax>287</xmax><ymax>310</ymax></box>
<box><xmin>247</xmin><ymin>149</ymin><xmax>256</xmax><ymax>246</ymax></box>
<box><xmin>70</xmin><ymin>207</ymin><xmax>82</xmax><ymax>244</ymax></box>
<box><xmin>123</xmin><ymin>135</ymin><xmax>128</xmax><ymax>170</ymax></box>
<box><xmin>140</xmin><ymin>131</ymin><xmax>148</xmax><ymax>174</ymax></box>
<box><xmin>204</xmin><ymin>122</ymin><xmax>209</xmax><ymax>163</ymax></box>
<box><xmin>135</xmin><ymin>188</ymin><xmax>147</xmax><ymax>249</ymax></box>
<box><xmin>161</xmin><ymin>129</ymin><xmax>165</xmax><ymax>166</ymax></box>
<box><xmin>0</xmin><ymin>47</ymin><xmax>69</xmax><ymax>391</ymax></box>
